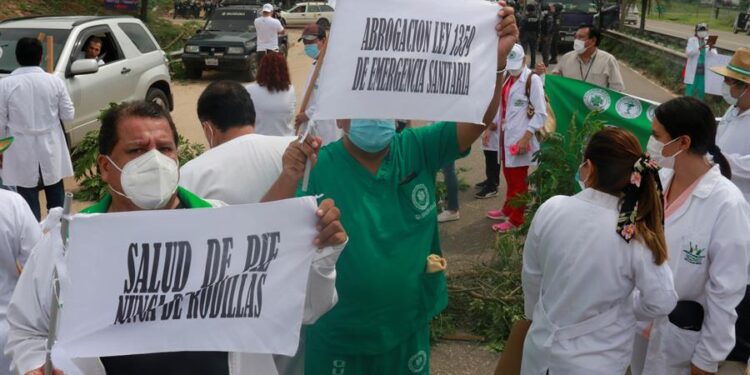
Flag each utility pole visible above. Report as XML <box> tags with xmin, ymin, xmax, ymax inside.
<box><xmin>140</xmin><ymin>0</ymin><xmax>149</xmax><ymax>22</ymax></box>
<box><xmin>640</xmin><ymin>0</ymin><xmax>648</xmax><ymax>30</ymax></box>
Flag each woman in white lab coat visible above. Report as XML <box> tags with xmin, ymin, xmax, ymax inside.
<box><xmin>632</xmin><ymin>97</ymin><xmax>750</xmax><ymax>375</ymax></box>
<box><xmin>684</xmin><ymin>23</ymin><xmax>715</xmax><ymax>100</ymax></box>
<box><xmin>522</xmin><ymin>127</ymin><xmax>678</xmax><ymax>374</ymax></box>
<box><xmin>488</xmin><ymin>44</ymin><xmax>547</xmax><ymax>233</ymax></box>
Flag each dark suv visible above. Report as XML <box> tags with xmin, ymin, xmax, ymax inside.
<box><xmin>181</xmin><ymin>5</ymin><xmax>288</xmax><ymax>80</ymax></box>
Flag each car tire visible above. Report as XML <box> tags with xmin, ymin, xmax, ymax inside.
<box><xmin>317</xmin><ymin>18</ymin><xmax>330</xmax><ymax>28</ymax></box>
<box><xmin>146</xmin><ymin>87</ymin><xmax>170</xmax><ymax>112</ymax></box>
<box><xmin>243</xmin><ymin>53</ymin><xmax>258</xmax><ymax>82</ymax></box>
<box><xmin>185</xmin><ymin>65</ymin><xmax>202</xmax><ymax>79</ymax></box>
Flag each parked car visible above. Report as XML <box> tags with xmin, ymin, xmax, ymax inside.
<box><xmin>281</xmin><ymin>2</ymin><xmax>334</xmax><ymax>28</ymax></box>
<box><xmin>0</xmin><ymin>15</ymin><xmax>174</xmax><ymax>147</ymax></box>
<box><xmin>625</xmin><ymin>6</ymin><xmax>639</xmax><ymax>25</ymax></box>
<box><xmin>182</xmin><ymin>5</ymin><xmax>289</xmax><ymax>81</ymax></box>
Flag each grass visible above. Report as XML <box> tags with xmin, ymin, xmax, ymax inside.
<box><xmin>647</xmin><ymin>1</ymin><xmax>748</xmax><ymax>32</ymax></box>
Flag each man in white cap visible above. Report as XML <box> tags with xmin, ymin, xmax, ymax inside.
<box><xmin>486</xmin><ymin>44</ymin><xmax>547</xmax><ymax>233</ymax></box>
<box><xmin>254</xmin><ymin>3</ymin><xmax>284</xmax><ymax>64</ymax></box>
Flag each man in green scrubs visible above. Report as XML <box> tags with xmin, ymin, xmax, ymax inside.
<box><xmin>262</xmin><ymin>5</ymin><xmax>519</xmax><ymax>374</ymax></box>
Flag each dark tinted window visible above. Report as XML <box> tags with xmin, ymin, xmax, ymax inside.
<box><xmin>206</xmin><ymin>9</ymin><xmax>257</xmax><ymax>32</ymax></box>
<box><xmin>320</xmin><ymin>5</ymin><xmax>334</xmax><ymax>11</ymax></box>
<box><xmin>118</xmin><ymin>23</ymin><xmax>158</xmax><ymax>53</ymax></box>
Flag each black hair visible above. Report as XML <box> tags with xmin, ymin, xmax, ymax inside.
<box><xmin>578</xmin><ymin>24</ymin><xmax>602</xmax><ymax>46</ymax></box>
<box><xmin>655</xmin><ymin>96</ymin><xmax>731</xmax><ymax>178</ymax></box>
<box><xmin>99</xmin><ymin>101</ymin><xmax>179</xmax><ymax>155</ymax></box>
<box><xmin>526</xmin><ymin>4</ymin><xmax>535</xmax><ymax>12</ymax></box>
<box><xmin>196</xmin><ymin>80</ymin><xmax>255</xmax><ymax>132</ymax></box>
<box><xmin>15</xmin><ymin>37</ymin><xmax>43</xmax><ymax>66</ymax></box>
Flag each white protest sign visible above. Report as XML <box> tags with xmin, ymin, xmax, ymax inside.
<box><xmin>53</xmin><ymin>197</ymin><xmax>318</xmax><ymax>363</ymax></box>
<box><xmin>706</xmin><ymin>52</ymin><xmax>732</xmax><ymax>96</ymax></box>
<box><xmin>312</xmin><ymin>0</ymin><xmax>500</xmax><ymax>124</ymax></box>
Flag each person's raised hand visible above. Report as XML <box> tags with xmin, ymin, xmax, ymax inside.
<box><xmin>496</xmin><ymin>2</ymin><xmax>519</xmax><ymax>70</ymax></box>
<box><xmin>280</xmin><ymin>135</ymin><xmax>321</xmax><ymax>183</ymax></box>
<box><xmin>314</xmin><ymin>198</ymin><xmax>347</xmax><ymax>249</ymax></box>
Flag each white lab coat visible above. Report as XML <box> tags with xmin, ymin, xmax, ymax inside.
<box><xmin>180</xmin><ymin>134</ymin><xmax>294</xmax><ymax>205</ymax></box>
<box><xmin>0</xmin><ymin>190</ymin><xmax>42</xmax><ymax>375</ymax></box>
<box><xmin>5</xmin><ymin>200</ymin><xmax>344</xmax><ymax>375</ymax></box>
<box><xmin>683</xmin><ymin>37</ymin><xmax>717</xmax><ymax>85</ymax></box>
<box><xmin>717</xmin><ymin>105</ymin><xmax>750</xmax><ymax>202</ymax></box>
<box><xmin>522</xmin><ymin>189</ymin><xmax>677</xmax><ymax>375</ymax></box>
<box><xmin>303</xmin><ymin>60</ymin><xmax>341</xmax><ymax>146</ymax></box>
<box><xmin>484</xmin><ymin>113</ymin><xmax>501</xmax><ymax>152</ymax></box>
<box><xmin>636</xmin><ymin>166</ymin><xmax>750</xmax><ymax>374</ymax></box>
<box><xmin>0</xmin><ymin>67</ymin><xmax>74</xmax><ymax>188</ymax></box>
<box><xmin>500</xmin><ymin>68</ymin><xmax>547</xmax><ymax>168</ymax></box>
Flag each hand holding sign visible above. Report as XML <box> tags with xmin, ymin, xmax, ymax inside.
<box><xmin>314</xmin><ymin>198</ymin><xmax>346</xmax><ymax>248</ymax></box>
<box><xmin>496</xmin><ymin>3</ymin><xmax>519</xmax><ymax>71</ymax></box>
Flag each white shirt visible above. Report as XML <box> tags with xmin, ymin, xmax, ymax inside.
<box><xmin>303</xmin><ymin>61</ymin><xmax>341</xmax><ymax>146</ymax></box>
<box><xmin>180</xmin><ymin>134</ymin><xmax>292</xmax><ymax>205</ymax></box>
<box><xmin>246</xmin><ymin>83</ymin><xmax>296</xmax><ymax>136</ymax></box>
<box><xmin>0</xmin><ymin>190</ymin><xmax>41</xmax><ymax>375</ymax></box>
<box><xmin>637</xmin><ymin>167</ymin><xmax>750</xmax><ymax>374</ymax></box>
<box><xmin>75</xmin><ymin>52</ymin><xmax>105</xmax><ymax>66</ymax></box>
<box><xmin>522</xmin><ymin>189</ymin><xmax>677</xmax><ymax>375</ymax></box>
<box><xmin>254</xmin><ymin>16</ymin><xmax>283</xmax><ymax>52</ymax></box>
<box><xmin>0</xmin><ymin>66</ymin><xmax>74</xmax><ymax>187</ymax></box>
<box><xmin>717</xmin><ymin>105</ymin><xmax>750</xmax><ymax>201</ymax></box>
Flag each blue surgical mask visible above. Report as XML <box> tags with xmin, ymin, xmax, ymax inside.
<box><xmin>347</xmin><ymin>119</ymin><xmax>396</xmax><ymax>153</ymax></box>
<box><xmin>304</xmin><ymin>43</ymin><xmax>319</xmax><ymax>59</ymax></box>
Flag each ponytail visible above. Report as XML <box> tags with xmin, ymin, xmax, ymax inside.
<box><xmin>585</xmin><ymin>128</ymin><xmax>668</xmax><ymax>265</ymax></box>
<box><xmin>634</xmin><ymin>169</ymin><xmax>668</xmax><ymax>265</ymax></box>
<box><xmin>708</xmin><ymin>144</ymin><xmax>732</xmax><ymax>179</ymax></box>
<box><xmin>617</xmin><ymin>155</ymin><xmax>668</xmax><ymax>265</ymax></box>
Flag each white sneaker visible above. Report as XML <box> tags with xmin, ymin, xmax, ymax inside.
<box><xmin>437</xmin><ymin>210</ymin><xmax>460</xmax><ymax>223</ymax></box>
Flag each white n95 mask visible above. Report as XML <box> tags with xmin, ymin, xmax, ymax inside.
<box><xmin>647</xmin><ymin>136</ymin><xmax>682</xmax><ymax>169</ymax></box>
<box><xmin>573</xmin><ymin>39</ymin><xmax>587</xmax><ymax>55</ymax></box>
<box><xmin>107</xmin><ymin>149</ymin><xmax>179</xmax><ymax>210</ymax></box>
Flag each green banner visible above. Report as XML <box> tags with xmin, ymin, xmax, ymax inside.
<box><xmin>544</xmin><ymin>75</ymin><xmax>658</xmax><ymax>147</ymax></box>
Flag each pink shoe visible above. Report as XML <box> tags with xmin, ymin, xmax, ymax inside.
<box><xmin>492</xmin><ymin>222</ymin><xmax>517</xmax><ymax>233</ymax></box>
<box><xmin>486</xmin><ymin>210</ymin><xmax>508</xmax><ymax>221</ymax></box>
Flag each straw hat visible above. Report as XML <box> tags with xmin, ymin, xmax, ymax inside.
<box><xmin>711</xmin><ymin>47</ymin><xmax>750</xmax><ymax>85</ymax></box>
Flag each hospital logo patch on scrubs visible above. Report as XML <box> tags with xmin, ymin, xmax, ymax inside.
<box><xmin>682</xmin><ymin>242</ymin><xmax>706</xmax><ymax>265</ymax></box>
<box><xmin>411</xmin><ymin>184</ymin><xmax>430</xmax><ymax>211</ymax></box>
<box><xmin>583</xmin><ymin>88</ymin><xmax>611</xmax><ymax>112</ymax></box>
<box><xmin>408</xmin><ymin>350</ymin><xmax>427</xmax><ymax>373</ymax></box>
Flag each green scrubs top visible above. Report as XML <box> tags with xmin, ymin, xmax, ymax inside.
<box><xmin>298</xmin><ymin>121</ymin><xmax>468</xmax><ymax>355</ymax></box>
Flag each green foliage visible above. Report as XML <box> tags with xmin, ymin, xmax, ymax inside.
<box><xmin>71</xmin><ymin>105</ymin><xmax>205</xmax><ymax>202</ymax></box>
<box><xmin>440</xmin><ymin>113</ymin><xmax>605</xmax><ymax>350</ymax></box>
<box><xmin>601</xmin><ymin>37</ymin><xmax>729</xmax><ymax>116</ymax></box>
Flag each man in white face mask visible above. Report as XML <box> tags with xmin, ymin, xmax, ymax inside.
<box><xmin>536</xmin><ymin>24</ymin><xmax>624</xmax><ymax>92</ymax></box>
<box><xmin>5</xmin><ymin>101</ymin><xmax>348</xmax><ymax>375</ymax></box>
<box><xmin>711</xmin><ymin>47</ymin><xmax>750</xmax><ymax>202</ymax></box>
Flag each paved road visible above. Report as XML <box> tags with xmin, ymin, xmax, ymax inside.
<box><xmin>625</xmin><ymin>19</ymin><xmax>749</xmax><ymax>52</ymax></box>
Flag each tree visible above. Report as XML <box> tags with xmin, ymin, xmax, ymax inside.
<box><xmin>140</xmin><ymin>0</ymin><xmax>149</xmax><ymax>22</ymax></box>
<box><xmin>640</xmin><ymin>0</ymin><xmax>648</xmax><ymax>30</ymax></box>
